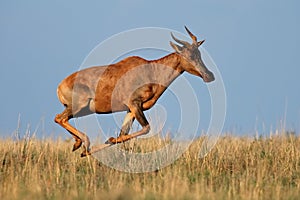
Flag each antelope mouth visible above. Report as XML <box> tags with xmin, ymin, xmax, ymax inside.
<box><xmin>202</xmin><ymin>72</ymin><xmax>215</xmax><ymax>83</ymax></box>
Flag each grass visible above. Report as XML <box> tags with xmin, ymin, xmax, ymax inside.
<box><xmin>0</xmin><ymin>132</ymin><xmax>300</xmax><ymax>200</ymax></box>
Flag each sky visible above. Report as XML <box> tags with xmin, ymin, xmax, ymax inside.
<box><xmin>0</xmin><ymin>0</ymin><xmax>299</xmax><ymax>139</ymax></box>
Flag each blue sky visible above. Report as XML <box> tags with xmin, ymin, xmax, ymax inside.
<box><xmin>0</xmin><ymin>0</ymin><xmax>299</xmax><ymax>138</ymax></box>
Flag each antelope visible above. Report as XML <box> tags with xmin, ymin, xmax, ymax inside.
<box><xmin>55</xmin><ymin>26</ymin><xmax>215</xmax><ymax>157</ymax></box>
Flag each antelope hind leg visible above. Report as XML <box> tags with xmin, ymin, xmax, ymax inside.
<box><xmin>55</xmin><ymin>108</ymin><xmax>90</xmax><ymax>152</ymax></box>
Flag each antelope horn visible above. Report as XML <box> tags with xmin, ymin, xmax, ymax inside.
<box><xmin>171</xmin><ymin>32</ymin><xmax>190</xmax><ymax>46</ymax></box>
<box><xmin>184</xmin><ymin>26</ymin><xmax>197</xmax><ymax>44</ymax></box>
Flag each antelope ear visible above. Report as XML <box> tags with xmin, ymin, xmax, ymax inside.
<box><xmin>197</xmin><ymin>40</ymin><xmax>205</xmax><ymax>47</ymax></box>
<box><xmin>170</xmin><ymin>41</ymin><xmax>182</xmax><ymax>53</ymax></box>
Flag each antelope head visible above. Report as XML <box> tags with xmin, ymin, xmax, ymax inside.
<box><xmin>170</xmin><ymin>26</ymin><xmax>215</xmax><ymax>83</ymax></box>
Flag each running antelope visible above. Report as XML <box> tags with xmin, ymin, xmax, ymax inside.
<box><xmin>55</xmin><ymin>27</ymin><xmax>215</xmax><ymax>157</ymax></box>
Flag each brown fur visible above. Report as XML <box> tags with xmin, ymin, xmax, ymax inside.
<box><xmin>54</xmin><ymin>27</ymin><xmax>215</xmax><ymax>157</ymax></box>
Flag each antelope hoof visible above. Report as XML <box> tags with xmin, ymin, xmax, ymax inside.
<box><xmin>105</xmin><ymin>137</ymin><xmax>116</xmax><ymax>144</ymax></box>
<box><xmin>106</xmin><ymin>136</ymin><xmax>130</xmax><ymax>144</ymax></box>
<box><xmin>80</xmin><ymin>149</ymin><xmax>91</xmax><ymax>157</ymax></box>
<box><xmin>72</xmin><ymin>140</ymin><xmax>82</xmax><ymax>152</ymax></box>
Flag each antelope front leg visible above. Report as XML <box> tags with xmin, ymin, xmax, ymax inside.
<box><xmin>108</xmin><ymin>124</ymin><xmax>150</xmax><ymax>144</ymax></box>
<box><xmin>107</xmin><ymin>101</ymin><xmax>150</xmax><ymax>144</ymax></box>
<box><xmin>81</xmin><ymin>143</ymin><xmax>114</xmax><ymax>157</ymax></box>
<box><xmin>119</xmin><ymin>112</ymin><xmax>135</xmax><ymax>136</ymax></box>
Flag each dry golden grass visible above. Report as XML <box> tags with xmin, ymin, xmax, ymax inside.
<box><xmin>0</xmin><ymin>133</ymin><xmax>300</xmax><ymax>200</ymax></box>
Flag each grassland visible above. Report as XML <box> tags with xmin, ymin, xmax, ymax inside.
<box><xmin>0</xmin><ymin>132</ymin><xmax>300</xmax><ymax>200</ymax></box>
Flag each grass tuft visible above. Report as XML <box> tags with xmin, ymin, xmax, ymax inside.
<box><xmin>0</xmin><ymin>133</ymin><xmax>300</xmax><ymax>199</ymax></box>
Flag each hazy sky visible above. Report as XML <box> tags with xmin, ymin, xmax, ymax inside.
<box><xmin>0</xmin><ymin>0</ymin><xmax>299</xmax><ymax>138</ymax></box>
